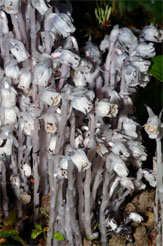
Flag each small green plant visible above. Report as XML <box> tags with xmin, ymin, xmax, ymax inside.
<box><xmin>53</xmin><ymin>232</ymin><xmax>64</xmax><ymax>241</ymax></box>
<box><xmin>31</xmin><ymin>224</ymin><xmax>48</xmax><ymax>240</ymax></box>
<box><xmin>0</xmin><ymin>211</ymin><xmax>26</xmax><ymax>245</ymax></box>
<box><xmin>95</xmin><ymin>3</ymin><xmax>111</xmax><ymax>28</ymax></box>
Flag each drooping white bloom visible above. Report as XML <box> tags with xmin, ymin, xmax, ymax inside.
<box><xmin>18</xmin><ymin>68</ymin><xmax>32</xmax><ymax>91</ymax></box>
<box><xmin>113</xmin><ymin>161</ymin><xmax>129</xmax><ymax>177</ymax></box>
<box><xmin>4</xmin><ymin>0</ymin><xmax>20</xmax><ymax>14</ymax></box>
<box><xmin>73</xmin><ymin>71</ymin><xmax>87</xmax><ymax>87</ymax></box>
<box><xmin>41</xmin><ymin>113</ymin><xmax>58</xmax><ymax>134</ymax></box>
<box><xmin>120</xmin><ymin>178</ymin><xmax>134</xmax><ymax>190</ymax></box>
<box><xmin>19</xmin><ymin>112</ymin><xmax>34</xmax><ymax>136</ymax></box>
<box><xmin>1</xmin><ymin>82</ymin><xmax>17</xmax><ymax>108</ymax></box>
<box><xmin>40</xmin><ymin>89</ymin><xmax>61</xmax><ymax>106</ymax></box>
<box><xmin>115</xmin><ymin>53</ymin><xmax>128</xmax><ymax>72</ymax></box>
<box><xmin>131</xmin><ymin>57</ymin><xmax>151</xmax><ymax>74</ymax></box>
<box><xmin>48</xmin><ymin>135</ymin><xmax>58</xmax><ymax>154</ymax></box>
<box><xmin>56</xmin><ymin>158</ymin><xmax>69</xmax><ymax>179</ymax></box>
<box><xmin>20</xmin><ymin>192</ymin><xmax>31</xmax><ymax>204</ymax></box>
<box><xmin>31</xmin><ymin>0</ymin><xmax>48</xmax><ymax>15</ymax></box>
<box><xmin>9</xmin><ymin>39</ymin><xmax>29</xmax><ymax>63</ymax></box>
<box><xmin>0</xmin><ymin>10</ymin><xmax>8</xmax><ymax>33</ymax></box>
<box><xmin>124</xmin><ymin>65</ymin><xmax>139</xmax><ymax>87</ymax></box>
<box><xmin>22</xmin><ymin>163</ymin><xmax>31</xmax><ymax>177</ymax></box>
<box><xmin>127</xmin><ymin>141</ymin><xmax>147</xmax><ymax>161</ymax></box>
<box><xmin>118</xmin><ymin>27</ymin><xmax>137</xmax><ymax>49</ymax></box>
<box><xmin>5</xmin><ymin>59</ymin><xmax>19</xmax><ymax>80</ymax></box>
<box><xmin>109</xmin><ymin>141</ymin><xmax>130</xmax><ymax>159</ymax></box>
<box><xmin>135</xmin><ymin>43</ymin><xmax>155</xmax><ymax>59</ymax></box>
<box><xmin>141</xmin><ymin>25</ymin><xmax>163</xmax><ymax>43</ymax></box>
<box><xmin>110</xmin><ymin>25</ymin><xmax>120</xmax><ymax>42</ymax></box>
<box><xmin>144</xmin><ymin>106</ymin><xmax>162</xmax><ymax>139</ymax></box>
<box><xmin>74</xmin><ymin>134</ymin><xmax>83</xmax><ymax>148</ymax></box>
<box><xmin>123</xmin><ymin>119</ymin><xmax>139</xmax><ymax>138</ymax></box>
<box><xmin>33</xmin><ymin>56</ymin><xmax>52</xmax><ymax>87</ymax></box>
<box><xmin>143</xmin><ymin>170</ymin><xmax>156</xmax><ymax>187</ymax></box>
<box><xmin>58</xmin><ymin>49</ymin><xmax>80</xmax><ymax>68</ymax></box>
<box><xmin>1</xmin><ymin>107</ymin><xmax>18</xmax><ymax>125</ymax></box>
<box><xmin>95</xmin><ymin>100</ymin><xmax>118</xmax><ymax>118</ymax></box>
<box><xmin>128</xmin><ymin>212</ymin><xmax>143</xmax><ymax>223</ymax></box>
<box><xmin>53</xmin><ymin>13</ymin><xmax>75</xmax><ymax>38</ymax></box>
<box><xmin>71</xmin><ymin>95</ymin><xmax>93</xmax><ymax>115</ymax></box>
<box><xmin>71</xmin><ymin>149</ymin><xmax>92</xmax><ymax>172</ymax></box>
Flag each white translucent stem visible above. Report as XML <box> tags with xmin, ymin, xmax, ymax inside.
<box><xmin>68</xmin><ymin>161</ymin><xmax>82</xmax><ymax>245</ymax></box>
<box><xmin>2</xmin><ymin>163</ymin><xmax>9</xmax><ymax>217</ymax></box>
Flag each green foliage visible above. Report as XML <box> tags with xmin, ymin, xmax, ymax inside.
<box><xmin>53</xmin><ymin>232</ymin><xmax>64</xmax><ymax>241</ymax></box>
<box><xmin>0</xmin><ymin>211</ymin><xmax>26</xmax><ymax>245</ymax></box>
<box><xmin>31</xmin><ymin>224</ymin><xmax>47</xmax><ymax>240</ymax></box>
<box><xmin>149</xmin><ymin>56</ymin><xmax>163</xmax><ymax>82</ymax></box>
<box><xmin>40</xmin><ymin>208</ymin><xmax>49</xmax><ymax>218</ymax></box>
<box><xmin>95</xmin><ymin>4</ymin><xmax>111</xmax><ymax>26</ymax></box>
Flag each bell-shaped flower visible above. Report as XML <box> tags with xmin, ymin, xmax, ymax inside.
<box><xmin>0</xmin><ymin>10</ymin><xmax>9</xmax><ymax>33</ymax></box>
<box><xmin>4</xmin><ymin>0</ymin><xmax>20</xmax><ymax>14</ymax></box>
<box><xmin>71</xmin><ymin>149</ymin><xmax>92</xmax><ymax>172</ymax></box>
<box><xmin>20</xmin><ymin>192</ymin><xmax>31</xmax><ymax>204</ymax></box>
<box><xmin>131</xmin><ymin>57</ymin><xmax>151</xmax><ymax>74</ymax></box>
<box><xmin>33</xmin><ymin>56</ymin><xmax>52</xmax><ymax>87</ymax></box>
<box><xmin>120</xmin><ymin>178</ymin><xmax>134</xmax><ymax>190</ymax></box>
<box><xmin>71</xmin><ymin>95</ymin><xmax>93</xmax><ymax>115</ymax></box>
<box><xmin>128</xmin><ymin>212</ymin><xmax>143</xmax><ymax>223</ymax></box>
<box><xmin>123</xmin><ymin>119</ymin><xmax>139</xmax><ymax>138</ymax></box>
<box><xmin>57</xmin><ymin>49</ymin><xmax>80</xmax><ymax>68</ymax></box>
<box><xmin>31</xmin><ymin>0</ymin><xmax>48</xmax><ymax>15</ymax></box>
<box><xmin>73</xmin><ymin>71</ymin><xmax>87</xmax><ymax>87</ymax></box>
<box><xmin>53</xmin><ymin>13</ymin><xmax>75</xmax><ymax>38</ymax></box>
<box><xmin>118</xmin><ymin>27</ymin><xmax>137</xmax><ymax>49</ymax></box>
<box><xmin>113</xmin><ymin>160</ymin><xmax>129</xmax><ymax>177</ymax></box>
<box><xmin>21</xmin><ymin>163</ymin><xmax>31</xmax><ymax>177</ymax></box>
<box><xmin>9</xmin><ymin>39</ymin><xmax>29</xmax><ymax>63</ymax></box>
<box><xmin>124</xmin><ymin>64</ymin><xmax>139</xmax><ymax>87</ymax></box>
<box><xmin>71</xmin><ymin>88</ymin><xmax>94</xmax><ymax>115</ymax></box>
<box><xmin>127</xmin><ymin>141</ymin><xmax>147</xmax><ymax>161</ymax></box>
<box><xmin>95</xmin><ymin>99</ymin><xmax>118</xmax><ymax>118</ymax></box>
<box><xmin>1</xmin><ymin>106</ymin><xmax>18</xmax><ymax>125</ymax></box>
<box><xmin>41</xmin><ymin>113</ymin><xmax>58</xmax><ymax>134</ymax></box>
<box><xmin>19</xmin><ymin>112</ymin><xmax>34</xmax><ymax>136</ymax></box>
<box><xmin>48</xmin><ymin>135</ymin><xmax>57</xmax><ymax>154</ymax></box>
<box><xmin>135</xmin><ymin>43</ymin><xmax>155</xmax><ymax>59</ymax></box>
<box><xmin>5</xmin><ymin>59</ymin><xmax>19</xmax><ymax>80</ymax></box>
<box><xmin>109</xmin><ymin>140</ymin><xmax>130</xmax><ymax>159</ymax></box>
<box><xmin>143</xmin><ymin>170</ymin><xmax>156</xmax><ymax>187</ymax></box>
<box><xmin>40</xmin><ymin>89</ymin><xmax>61</xmax><ymax>106</ymax></box>
<box><xmin>141</xmin><ymin>25</ymin><xmax>163</xmax><ymax>43</ymax></box>
<box><xmin>144</xmin><ymin>106</ymin><xmax>162</xmax><ymax>139</ymax></box>
<box><xmin>18</xmin><ymin>68</ymin><xmax>32</xmax><ymax>91</ymax></box>
<box><xmin>56</xmin><ymin>158</ymin><xmax>69</xmax><ymax>179</ymax></box>
<box><xmin>1</xmin><ymin>82</ymin><xmax>17</xmax><ymax>108</ymax></box>
<box><xmin>85</xmin><ymin>39</ymin><xmax>101</xmax><ymax>64</ymax></box>
<box><xmin>110</xmin><ymin>25</ymin><xmax>120</xmax><ymax>43</ymax></box>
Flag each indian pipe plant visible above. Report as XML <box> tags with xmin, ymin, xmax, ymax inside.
<box><xmin>0</xmin><ymin>0</ymin><xmax>162</xmax><ymax>245</ymax></box>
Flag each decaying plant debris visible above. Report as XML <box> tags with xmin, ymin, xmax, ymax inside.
<box><xmin>0</xmin><ymin>0</ymin><xmax>162</xmax><ymax>245</ymax></box>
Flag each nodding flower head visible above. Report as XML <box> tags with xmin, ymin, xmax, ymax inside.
<box><xmin>144</xmin><ymin>106</ymin><xmax>162</xmax><ymax>139</ymax></box>
<box><xmin>135</xmin><ymin>43</ymin><xmax>156</xmax><ymax>59</ymax></box>
<box><xmin>71</xmin><ymin>149</ymin><xmax>92</xmax><ymax>172</ymax></box>
<box><xmin>31</xmin><ymin>0</ymin><xmax>48</xmax><ymax>15</ymax></box>
<box><xmin>4</xmin><ymin>0</ymin><xmax>20</xmax><ymax>14</ymax></box>
<box><xmin>9</xmin><ymin>39</ymin><xmax>29</xmax><ymax>63</ymax></box>
<box><xmin>141</xmin><ymin>24</ymin><xmax>163</xmax><ymax>43</ymax></box>
<box><xmin>40</xmin><ymin>89</ymin><xmax>61</xmax><ymax>106</ymax></box>
<box><xmin>95</xmin><ymin>99</ymin><xmax>118</xmax><ymax>118</ymax></box>
<box><xmin>124</xmin><ymin>64</ymin><xmax>139</xmax><ymax>87</ymax></box>
<box><xmin>53</xmin><ymin>13</ymin><xmax>75</xmax><ymax>38</ymax></box>
<box><xmin>41</xmin><ymin>113</ymin><xmax>58</xmax><ymax>134</ymax></box>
